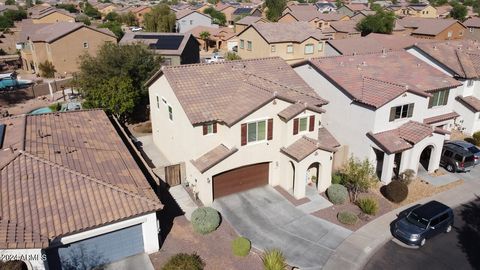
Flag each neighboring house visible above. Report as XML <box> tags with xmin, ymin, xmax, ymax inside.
<box><xmin>294</xmin><ymin>51</ymin><xmax>461</xmax><ymax>183</ymax></box>
<box><xmin>435</xmin><ymin>5</ymin><xmax>452</xmax><ymax>19</ymax></box>
<box><xmin>408</xmin><ymin>40</ymin><xmax>480</xmax><ymax>135</ymax></box>
<box><xmin>350</xmin><ymin>10</ymin><xmax>376</xmax><ymax>21</ymax></box>
<box><xmin>130</xmin><ymin>6</ymin><xmax>151</xmax><ymax>26</ymax></box>
<box><xmin>0</xmin><ymin>110</ymin><xmax>162</xmax><ymax>270</ymax></box>
<box><xmin>231</xmin><ymin>7</ymin><xmax>260</xmax><ymax>22</ymax></box>
<box><xmin>279</xmin><ymin>9</ymin><xmax>349</xmax><ymax>30</ymax></box>
<box><xmin>119</xmin><ymin>32</ymin><xmax>199</xmax><ymax>65</ymax></box>
<box><xmin>175</xmin><ymin>9</ymin><xmax>216</xmax><ymax>33</ymax></box>
<box><xmin>215</xmin><ymin>3</ymin><xmax>237</xmax><ymax>25</ymax></box>
<box><xmin>315</xmin><ymin>2</ymin><xmax>337</xmax><ymax>13</ymax></box>
<box><xmin>336</xmin><ymin>4</ymin><xmax>369</xmax><ymax>17</ymax></box>
<box><xmin>236</xmin><ymin>22</ymin><xmax>328</xmax><ymax>64</ymax></box>
<box><xmin>28</xmin><ymin>5</ymin><xmax>75</xmax><ymax>24</ymax></box>
<box><xmin>18</xmin><ymin>22</ymin><xmax>117</xmax><ymax>75</ymax></box>
<box><xmin>147</xmin><ymin>57</ymin><xmax>339</xmax><ymax>205</ymax></box>
<box><xmin>397</xmin><ymin>17</ymin><xmax>466</xmax><ymax>40</ymax></box>
<box><xmin>235</xmin><ymin>15</ymin><xmax>267</xmax><ymax>33</ymax></box>
<box><xmin>463</xmin><ymin>17</ymin><xmax>480</xmax><ymax>41</ymax></box>
<box><xmin>329</xmin><ymin>20</ymin><xmax>361</xmax><ymax>39</ymax></box>
<box><xmin>325</xmin><ymin>33</ymin><xmax>432</xmax><ymax>56</ymax></box>
<box><xmin>387</xmin><ymin>3</ymin><xmax>437</xmax><ymax>19</ymax></box>
<box><xmin>188</xmin><ymin>26</ymin><xmax>235</xmax><ymax>51</ymax></box>
<box><xmin>94</xmin><ymin>2</ymin><xmax>117</xmax><ymax>16</ymax></box>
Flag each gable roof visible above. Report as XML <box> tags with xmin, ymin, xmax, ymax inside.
<box><xmin>456</xmin><ymin>96</ymin><xmax>480</xmax><ymax>112</ymax></box>
<box><xmin>329</xmin><ymin>20</ymin><xmax>360</xmax><ymax>34</ymax></box>
<box><xmin>29</xmin><ymin>6</ymin><xmax>75</xmax><ymax>19</ymax></box>
<box><xmin>281</xmin><ymin>4</ymin><xmax>346</xmax><ymax>22</ymax></box>
<box><xmin>241</xmin><ymin>22</ymin><xmax>325</xmax><ymax>43</ymax></box>
<box><xmin>0</xmin><ymin>110</ymin><xmax>162</xmax><ymax>248</ymax></box>
<box><xmin>281</xmin><ymin>128</ymin><xmax>340</xmax><ymax>162</ymax></box>
<box><xmin>191</xmin><ymin>144</ymin><xmax>238</xmax><ymax>173</ymax></box>
<box><xmin>236</xmin><ymin>15</ymin><xmax>265</xmax><ymax>25</ymax></box>
<box><xmin>414</xmin><ymin>40</ymin><xmax>480</xmax><ymax>79</ymax></box>
<box><xmin>301</xmin><ymin>51</ymin><xmax>461</xmax><ymax>108</ymax></box>
<box><xmin>148</xmin><ymin>58</ymin><xmax>328</xmax><ymax>126</ymax></box>
<box><xmin>175</xmin><ymin>9</ymin><xmax>210</xmax><ymax>20</ymax></box>
<box><xmin>27</xmin><ymin>22</ymin><xmax>116</xmax><ymax>43</ymax></box>
<box><xmin>344</xmin><ymin>3</ymin><xmax>369</xmax><ymax>12</ymax></box>
<box><xmin>397</xmin><ymin>17</ymin><xmax>464</xmax><ymax>36</ymax></box>
<box><xmin>233</xmin><ymin>7</ymin><xmax>253</xmax><ymax>15</ymax></box>
<box><xmin>463</xmin><ymin>17</ymin><xmax>480</xmax><ymax>28</ymax></box>
<box><xmin>120</xmin><ymin>32</ymin><xmax>197</xmax><ymax>56</ymax></box>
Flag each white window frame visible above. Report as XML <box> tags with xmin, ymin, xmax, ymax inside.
<box><xmin>246</xmin><ymin>119</ymin><xmax>267</xmax><ymax>144</ymax></box>
<box><xmin>298</xmin><ymin>116</ymin><xmax>310</xmax><ymax>133</ymax></box>
<box><xmin>467</xmin><ymin>80</ymin><xmax>474</xmax><ymax>87</ymax></box>
<box><xmin>240</xmin><ymin>39</ymin><xmax>244</xmax><ymax>49</ymax></box>
<box><xmin>286</xmin><ymin>44</ymin><xmax>293</xmax><ymax>54</ymax></box>
<box><xmin>271</xmin><ymin>45</ymin><xmax>276</xmax><ymax>52</ymax></box>
<box><xmin>168</xmin><ymin>105</ymin><xmax>173</xmax><ymax>121</ymax></box>
<box><xmin>206</xmin><ymin>123</ymin><xmax>214</xmax><ymax>135</ymax></box>
<box><xmin>83</xmin><ymin>42</ymin><xmax>89</xmax><ymax>48</ymax></box>
<box><xmin>318</xmin><ymin>42</ymin><xmax>324</xmax><ymax>51</ymax></box>
<box><xmin>391</xmin><ymin>103</ymin><xmax>414</xmax><ymax>121</ymax></box>
<box><xmin>304</xmin><ymin>44</ymin><xmax>314</xmax><ymax>55</ymax></box>
<box><xmin>247</xmin><ymin>41</ymin><xmax>252</xmax><ymax>51</ymax></box>
<box><xmin>430</xmin><ymin>89</ymin><xmax>449</xmax><ymax>107</ymax></box>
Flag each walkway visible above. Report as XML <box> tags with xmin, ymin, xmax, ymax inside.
<box><xmin>213</xmin><ymin>186</ymin><xmax>351</xmax><ymax>270</ymax></box>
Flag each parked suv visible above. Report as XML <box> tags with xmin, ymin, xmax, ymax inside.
<box><xmin>392</xmin><ymin>201</ymin><xmax>454</xmax><ymax>247</ymax></box>
<box><xmin>440</xmin><ymin>143</ymin><xmax>475</xmax><ymax>172</ymax></box>
<box><xmin>445</xmin><ymin>140</ymin><xmax>480</xmax><ymax>165</ymax></box>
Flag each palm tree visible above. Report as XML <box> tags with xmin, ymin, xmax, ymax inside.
<box><xmin>199</xmin><ymin>31</ymin><xmax>211</xmax><ymax>52</ymax></box>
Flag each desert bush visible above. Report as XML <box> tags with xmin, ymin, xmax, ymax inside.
<box><xmin>327</xmin><ymin>184</ymin><xmax>348</xmax><ymax>205</ymax></box>
<box><xmin>48</xmin><ymin>102</ymin><xmax>61</xmax><ymax>112</ymax></box>
<box><xmin>38</xmin><ymin>60</ymin><xmax>56</xmax><ymax>78</ymax></box>
<box><xmin>341</xmin><ymin>157</ymin><xmax>377</xmax><ymax>202</ymax></box>
<box><xmin>162</xmin><ymin>253</ymin><xmax>205</xmax><ymax>270</ymax></box>
<box><xmin>191</xmin><ymin>207</ymin><xmax>220</xmax><ymax>235</ymax></box>
<box><xmin>262</xmin><ymin>249</ymin><xmax>287</xmax><ymax>270</ymax></box>
<box><xmin>331</xmin><ymin>172</ymin><xmax>344</xmax><ymax>185</ymax></box>
<box><xmin>473</xmin><ymin>131</ymin><xmax>480</xmax><ymax>146</ymax></box>
<box><xmin>398</xmin><ymin>169</ymin><xmax>415</xmax><ymax>185</ymax></box>
<box><xmin>464</xmin><ymin>137</ymin><xmax>477</xmax><ymax>145</ymax></box>
<box><xmin>232</xmin><ymin>236</ymin><xmax>251</xmax><ymax>257</ymax></box>
<box><xmin>384</xmin><ymin>180</ymin><xmax>408</xmax><ymax>203</ymax></box>
<box><xmin>357</xmin><ymin>197</ymin><xmax>379</xmax><ymax>215</ymax></box>
<box><xmin>337</xmin><ymin>211</ymin><xmax>358</xmax><ymax>225</ymax></box>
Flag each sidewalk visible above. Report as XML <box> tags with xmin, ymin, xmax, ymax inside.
<box><xmin>323</xmin><ymin>177</ymin><xmax>480</xmax><ymax>270</ymax></box>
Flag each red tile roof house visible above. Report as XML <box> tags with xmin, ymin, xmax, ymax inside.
<box><xmin>146</xmin><ymin>58</ymin><xmax>340</xmax><ymax>205</ymax></box>
<box><xmin>293</xmin><ymin>51</ymin><xmax>462</xmax><ymax>183</ymax></box>
<box><xmin>0</xmin><ymin>110</ymin><xmax>162</xmax><ymax>270</ymax></box>
<box><xmin>408</xmin><ymin>39</ymin><xmax>480</xmax><ymax>136</ymax></box>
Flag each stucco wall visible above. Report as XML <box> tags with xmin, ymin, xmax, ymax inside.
<box><xmin>32</xmin><ymin>12</ymin><xmax>75</xmax><ymax>24</ymax></box>
<box><xmin>176</xmin><ymin>12</ymin><xmax>214</xmax><ymax>33</ymax></box>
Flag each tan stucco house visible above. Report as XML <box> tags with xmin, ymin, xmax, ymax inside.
<box><xmin>147</xmin><ymin>58</ymin><xmax>339</xmax><ymax>205</ymax></box>
<box><xmin>28</xmin><ymin>5</ymin><xmax>75</xmax><ymax>24</ymax></box>
<box><xmin>18</xmin><ymin>22</ymin><xmax>117</xmax><ymax>76</ymax></box>
<box><xmin>397</xmin><ymin>17</ymin><xmax>466</xmax><ymax>40</ymax></box>
<box><xmin>236</xmin><ymin>22</ymin><xmax>328</xmax><ymax>64</ymax></box>
<box><xmin>387</xmin><ymin>3</ymin><xmax>437</xmax><ymax>19</ymax></box>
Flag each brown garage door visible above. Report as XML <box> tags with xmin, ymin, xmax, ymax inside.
<box><xmin>213</xmin><ymin>163</ymin><xmax>269</xmax><ymax>199</ymax></box>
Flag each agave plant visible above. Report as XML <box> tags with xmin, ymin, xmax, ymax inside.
<box><xmin>262</xmin><ymin>249</ymin><xmax>287</xmax><ymax>270</ymax></box>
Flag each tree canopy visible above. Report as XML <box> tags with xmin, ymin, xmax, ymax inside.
<box><xmin>356</xmin><ymin>9</ymin><xmax>395</xmax><ymax>36</ymax></box>
<box><xmin>5</xmin><ymin>0</ymin><xmax>15</xmax><ymax>5</ymax></box>
<box><xmin>450</xmin><ymin>2</ymin><xmax>468</xmax><ymax>20</ymax></box>
<box><xmin>75</xmin><ymin>14</ymin><xmax>91</xmax><ymax>25</ymax></box>
<box><xmin>144</xmin><ymin>4</ymin><xmax>176</xmax><ymax>32</ymax></box>
<box><xmin>76</xmin><ymin>43</ymin><xmax>162</xmax><ymax>121</ymax></box>
<box><xmin>203</xmin><ymin>7</ymin><xmax>226</xmax><ymax>25</ymax></box>
<box><xmin>83</xmin><ymin>2</ymin><xmax>101</xmax><ymax>19</ymax></box>
<box><xmin>98</xmin><ymin>21</ymin><xmax>124</xmax><ymax>39</ymax></box>
<box><xmin>56</xmin><ymin>4</ymin><xmax>78</xmax><ymax>13</ymax></box>
<box><xmin>0</xmin><ymin>9</ymin><xmax>27</xmax><ymax>30</ymax></box>
<box><xmin>265</xmin><ymin>0</ymin><xmax>286</xmax><ymax>22</ymax></box>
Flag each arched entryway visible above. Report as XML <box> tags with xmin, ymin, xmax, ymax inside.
<box><xmin>288</xmin><ymin>161</ymin><xmax>295</xmax><ymax>191</ymax></box>
<box><xmin>419</xmin><ymin>145</ymin><xmax>435</xmax><ymax>171</ymax></box>
<box><xmin>307</xmin><ymin>162</ymin><xmax>321</xmax><ymax>189</ymax></box>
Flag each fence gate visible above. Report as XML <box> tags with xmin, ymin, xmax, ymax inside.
<box><xmin>165</xmin><ymin>164</ymin><xmax>181</xmax><ymax>187</ymax></box>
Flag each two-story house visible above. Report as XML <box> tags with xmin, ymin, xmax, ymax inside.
<box><xmin>236</xmin><ymin>22</ymin><xmax>328</xmax><ymax>64</ymax></box>
<box><xmin>408</xmin><ymin>40</ymin><xmax>480</xmax><ymax>135</ymax></box>
<box><xmin>294</xmin><ymin>51</ymin><xmax>461</xmax><ymax>184</ymax></box>
<box><xmin>147</xmin><ymin>58</ymin><xmax>339</xmax><ymax>205</ymax></box>
<box><xmin>278</xmin><ymin>4</ymin><xmax>349</xmax><ymax>29</ymax></box>
<box><xmin>396</xmin><ymin>17</ymin><xmax>466</xmax><ymax>40</ymax></box>
<box><xmin>28</xmin><ymin>5</ymin><xmax>75</xmax><ymax>24</ymax></box>
<box><xmin>463</xmin><ymin>17</ymin><xmax>480</xmax><ymax>41</ymax></box>
<box><xmin>387</xmin><ymin>3</ymin><xmax>437</xmax><ymax>19</ymax></box>
<box><xmin>175</xmin><ymin>9</ymin><xmax>216</xmax><ymax>33</ymax></box>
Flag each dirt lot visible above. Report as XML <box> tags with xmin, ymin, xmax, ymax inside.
<box><xmin>149</xmin><ymin>216</ymin><xmax>263</xmax><ymax>270</ymax></box>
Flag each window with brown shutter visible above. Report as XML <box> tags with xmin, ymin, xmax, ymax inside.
<box><xmin>293</xmin><ymin>118</ymin><xmax>299</xmax><ymax>135</ymax></box>
<box><xmin>241</xmin><ymin>123</ymin><xmax>247</xmax><ymax>145</ymax></box>
<box><xmin>267</xmin><ymin>118</ymin><xmax>273</xmax><ymax>140</ymax></box>
<box><xmin>309</xmin><ymin>115</ymin><xmax>315</xmax><ymax>131</ymax></box>
<box><xmin>213</xmin><ymin>123</ymin><xmax>217</xmax><ymax>133</ymax></box>
<box><xmin>203</xmin><ymin>124</ymin><xmax>208</xmax><ymax>135</ymax></box>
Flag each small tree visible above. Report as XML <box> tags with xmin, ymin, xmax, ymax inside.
<box><xmin>76</xmin><ymin>14</ymin><xmax>91</xmax><ymax>25</ymax></box>
<box><xmin>38</xmin><ymin>61</ymin><xmax>56</xmax><ymax>78</ymax></box>
<box><xmin>144</xmin><ymin>4</ymin><xmax>176</xmax><ymax>32</ymax></box>
<box><xmin>356</xmin><ymin>9</ymin><xmax>395</xmax><ymax>36</ymax></box>
<box><xmin>450</xmin><ymin>3</ymin><xmax>468</xmax><ymax>20</ymax></box>
<box><xmin>199</xmin><ymin>31</ymin><xmax>210</xmax><ymax>51</ymax></box>
<box><xmin>341</xmin><ymin>157</ymin><xmax>377</xmax><ymax>202</ymax></box>
<box><xmin>203</xmin><ymin>7</ymin><xmax>227</xmax><ymax>25</ymax></box>
<box><xmin>265</xmin><ymin>0</ymin><xmax>286</xmax><ymax>22</ymax></box>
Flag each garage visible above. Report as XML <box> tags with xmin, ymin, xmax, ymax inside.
<box><xmin>46</xmin><ymin>225</ymin><xmax>145</xmax><ymax>270</ymax></box>
<box><xmin>213</xmin><ymin>162</ymin><xmax>269</xmax><ymax>199</ymax></box>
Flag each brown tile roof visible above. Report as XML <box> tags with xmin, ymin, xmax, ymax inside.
<box><xmin>246</xmin><ymin>22</ymin><xmax>326</xmax><ymax>43</ymax></box>
<box><xmin>191</xmin><ymin>144</ymin><xmax>238</xmax><ymax>173</ymax></box>
<box><xmin>131</xmin><ymin>5</ymin><xmax>150</xmax><ymax>13</ymax></box>
<box><xmin>120</xmin><ymin>32</ymin><xmax>196</xmax><ymax>56</ymax></box>
<box><xmin>29</xmin><ymin>6</ymin><xmax>75</xmax><ymax>19</ymax></box>
<box><xmin>153</xmin><ymin>57</ymin><xmax>328</xmax><ymax>126</ymax></box>
<box><xmin>281</xmin><ymin>127</ymin><xmax>339</xmax><ymax>162</ymax></box>
<box><xmin>176</xmin><ymin>9</ymin><xmax>209</xmax><ymax>20</ymax></box>
<box><xmin>0</xmin><ymin>110</ymin><xmax>162</xmax><ymax>248</ymax></box>
<box><xmin>25</xmin><ymin>22</ymin><xmax>116</xmax><ymax>43</ymax></box>
<box><xmin>329</xmin><ymin>20</ymin><xmax>360</xmax><ymax>34</ymax></box>
<box><xmin>345</xmin><ymin>4</ymin><xmax>369</xmax><ymax>11</ymax></box>
<box><xmin>278</xmin><ymin>102</ymin><xmax>324</xmax><ymax>121</ymax></box>
<box><xmin>397</xmin><ymin>17</ymin><xmax>464</xmax><ymax>36</ymax></box>
<box><xmin>327</xmin><ymin>34</ymin><xmax>433</xmax><ymax>55</ymax></box>
<box><xmin>368</xmin><ymin>121</ymin><xmax>433</xmax><ymax>154</ymax></box>
<box><xmin>414</xmin><ymin>40</ymin><xmax>480</xmax><ymax>79</ymax></box>
<box><xmin>0</xmin><ymin>219</ymin><xmax>49</xmax><ymax>249</ymax></box>
<box><xmin>188</xmin><ymin>26</ymin><xmax>235</xmax><ymax>41</ymax></box>
<box><xmin>456</xmin><ymin>95</ymin><xmax>480</xmax><ymax>112</ymax></box>
<box><xmin>236</xmin><ymin>15</ymin><xmax>265</xmax><ymax>25</ymax></box>
<box><xmin>423</xmin><ymin>111</ymin><xmax>459</xmax><ymax>124</ymax></box>
<box><xmin>282</xmin><ymin>5</ymin><xmax>346</xmax><ymax>22</ymax></box>
<box><xmin>435</xmin><ymin>5</ymin><xmax>452</xmax><ymax>16</ymax></box>
<box><xmin>304</xmin><ymin>51</ymin><xmax>461</xmax><ymax>108</ymax></box>
<box><xmin>463</xmin><ymin>17</ymin><xmax>480</xmax><ymax>28</ymax></box>
<box><xmin>0</xmin><ymin>116</ymin><xmax>24</xmax><ymax>167</ymax></box>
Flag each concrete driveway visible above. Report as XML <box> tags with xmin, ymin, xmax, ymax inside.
<box><xmin>212</xmin><ymin>186</ymin><xmax>352</xmax><ymax>270</ymax></box>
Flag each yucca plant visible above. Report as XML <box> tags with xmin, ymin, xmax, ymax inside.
<box><xmin>262</xmin><ymin>249</ymin><xmax>287</xmax><ymax>270</ymax></box>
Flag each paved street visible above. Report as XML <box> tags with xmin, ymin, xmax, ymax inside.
<box><xmin>364</xmin><ymin>198</ymin><xmax>480</xmax><ymax>270</ymax></box>
<box><xmin>213</xmin><ymin>186</ymin><xmax>351</xmax><ymax>270</ymax></box>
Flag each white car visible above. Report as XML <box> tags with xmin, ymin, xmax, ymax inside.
<box><xmin>130</xmin><ymin>27</ymin><xmax>143</xmax><ymax>32</ymax></box>
<box><xmin>205</xmin><ymin>54</ymin><xmax>225</xmax><ymax>63</ymax></box>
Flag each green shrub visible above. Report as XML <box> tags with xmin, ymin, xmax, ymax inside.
<box><xmin>473</xmin><ymin>131</ymin><xmax>480</xmax><ymax>146</ymax></box>
<box><xmin>464</xmin><ymin>137</ymin><xmax>477</xmax><ymax>145</ymax></box>
<box><xmin>398</xmin><ymin>169</ymin><xmax>415</xmax><ymax>185</ymax></box>
<box><xmin>232</xmin><ymin>237</ymin><xmax>251</xmax><ymax>257</ymax></box>
<box><xmin>48</xmin><ymin>103</ymin><xmax>61</xmax><ymax>112</ymax></box>
<box><xmin>38</xmin><ymin>60</ymin><xmax>56</xmax><ymax>78</ymax></box>
<box><xmin>191</xmin><ymin>207</ymin><xmax>220</xmax><ymax>235</ymax></box>
<box><xmin>162</xmin><ymin>253</ymin><xmax>205</xmax><ymax>270</ymax></box>
<box><xmin>262</xmin><ymin>249</ymin><xmax>287</xmax><ymax>270</ymax></box>
<box><xmin>331</xmin><ymin>172</ymin><xmax>344</xmax><ymax>185</ymax></box>
<box><xmin>384</xmin><ymin>181</ymin><xmax>408</xmax><ymax>203</ymax></box>
<box><xmin>337</xmin><ymin>211</ymin><xmax>358</xmax><ymax>225</ymax></box>
<box><xmin>327</xmin><ymin>184</ymin><xmax>348</xmax><ymax>205</ymax></box>
<box><xmin>357</xmin><ymin>197</ymin><xmax>379</xmax><ymax>215</ymax></box>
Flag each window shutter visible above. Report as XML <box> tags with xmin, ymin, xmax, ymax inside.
<box><xmin>389</xmin><ymin>107</ymin><xmax>396</xmax><ymax>122</ymax></box>
<box><xmin>443</xmin><ymin>90</ymin><xmax>450</xmax><ymax>105</ymax></box>
<box><xmin>213</xmin><ymin>123</ymin><xmax>217</xmax><ymax>133</ymax></box>
<box><xmin>241</xmin><ymin>123</ymin><xmax>247</xmax><ymax>146</ymax></box>
<box><xmin>428</xmin><ymin>96</ymin><xmax>434</xmax><ymax>108</ymax></box>
<box><xmin>293</xmin><ymin>118</ymin><xmax>299</xmax><ymax>135</ymax></box>
<box><xmin>203</xmin><ymin>124</ymin><xmax>207</xmax><ymax>135</ymax></box>
<box><xmin>309</xmin><ymin>115</ymin><xmax>315</xmax><ymax>131</ymax></box>
<box><xmin>407</xmin><ymin>103</ymin><xmax>414</xmax><ymax>117</ymax></box>
<box><xmin>267</xmin><ymin>118</ymin><xmax>273</xmax><ymax>140</ymax></box>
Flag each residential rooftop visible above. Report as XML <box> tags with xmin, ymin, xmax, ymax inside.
<box><xmin>397</xmin><ymin>17</ymin><xmax>463</xmax><ymax>36</ymax></box>
<box><xmin>120</xmin><ymin>32</ymin><xmax>196</xmax><ymax>55</ymax></box>
<box><xmin>244</xmin><ymin>22</ymin><xmax>326</xmax><ymax>43</ymax></box>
